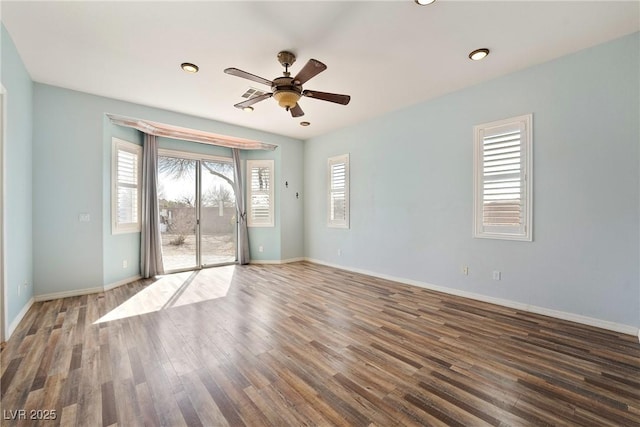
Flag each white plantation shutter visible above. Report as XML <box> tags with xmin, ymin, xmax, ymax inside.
<box><xmin>482</xmin><ymin>128</ymin><xmax>522</xmax><ymax>226</ymax></box>
<box><xmin>474</xmin><ymin>115</ymin><xmax>532</xmax><ymax>241</ymax></box>
<box><xmin>112</xmin><ymin>138</ymin><xmax>142</xmax><ymax>233</ymax></box>
<box><xmin>117</xmin><ymin>150</ymin><xmax>138</xmax><ymax>223</ymax></box>
<box><xmin>328</xmin><ymin>154</ymin><xmax>349</xmax><ymax>228</ymax></box>
<box><xmin>330</xmin><ymin>163</ymin><xmax>346</xmax><ymax>220</ymax></box>
<box><xmin>247</xmin><ymin>160</ymin><xmax>274</xmax><ymax>227</ymax></box>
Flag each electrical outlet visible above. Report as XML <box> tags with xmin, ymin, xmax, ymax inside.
<box><xmin>493</xmin><ymin>271</ymin><xmax>501</xmax><ymax>281</ymax></box>
<box><xmin>122</xmin><ymin>260</ymin><xmax>128</xmax><ymax>269</ymax></box>
<box><xmin>462</xmin><ymin>266</ymin><xmax>469</xmax><ymax>276</ymax></box>
<box><xmin>258</xmin><ymin>245</ymin><xmax>264</xmax><ymax>253</ymax></box>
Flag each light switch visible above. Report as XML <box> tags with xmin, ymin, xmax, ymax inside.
<box><xmin>79</xmin><ymin>213</ymin><xmax>91</xmax><ymax>222</ymax></box>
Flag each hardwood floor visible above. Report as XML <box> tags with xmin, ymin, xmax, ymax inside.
<box><xmin>1</xmin><ymin>262</ymin><xmax>639</xmax><ymax>426</ymax></box>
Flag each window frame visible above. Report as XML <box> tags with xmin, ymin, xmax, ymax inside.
<box><xmin>111</xmin><ymin>138</ymin><xmax>143</xmax><ymax>234</ymax></box>
<box><xmin>246</xmin><ymin>159</ymin><xmax>275</xmax><ymax>228</ymax></box>
<box><xmin>327</xmin><ymin>153</ymin><xmax>350</xmax><ymax>229</ymax></box>
<box><xmin>473</xmin><ymin>114</ymin><xmax>532</xmax><ymax>241</ymax></box>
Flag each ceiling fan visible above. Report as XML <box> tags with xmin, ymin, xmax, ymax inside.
<box><xmin>224</xmin><ymin>51</ymin><xmax>351</xmax><ymax>118</ymax></box>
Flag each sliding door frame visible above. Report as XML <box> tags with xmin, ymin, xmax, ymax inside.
<box><xmin>158</xmin><ymin>149</ymin><xmax>236</xmax><ymax>273</ymax></box>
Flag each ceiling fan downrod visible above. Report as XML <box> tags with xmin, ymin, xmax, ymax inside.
<box><xmin>278</xmin><ymin>51</ymin><xmax>296</xmax><ymax>77</ymax></box>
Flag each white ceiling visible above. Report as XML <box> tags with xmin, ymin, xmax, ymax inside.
<box><xmin>2</xmin><ymin>1</ymin><xmax>638</xmax><ymax>140</ymax></box>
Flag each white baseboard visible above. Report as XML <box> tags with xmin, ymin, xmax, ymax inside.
<box><xmin>35</xmin><ymin>275</ymin><xmax>142</xmax><ymax>302</ymax></box>
<box><xmin>6</xmin><ymin>297</ymin><xmax>34</xmax><ymax>339</ymax></box>
<box><xmin>35</xmin><ymin>286</ymin><xmax>104</xmax><ymax>302</ymax></box>
<box><xmin>104</xmin><ymin>275</ymin><xmax>142</xmax><ymax>291</ymax></box>
<box><xmin>250</xmin><ymin>257</ymin><xmax>305</xmax><ymax>265</ymax></box>
<box><xmin>305</xmin><ymin>258</ymin><xmax>639</xmax><ymax>338</ymax></box>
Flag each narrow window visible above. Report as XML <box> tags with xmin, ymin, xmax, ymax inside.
<box><xmin>328</xmin><ymin>154</ymin><xmax>350</xmax><ymax>228</ymax></box>
<box><xmin>247</xmin><ymin>159</ymin><xmax>274</xmax><ymax>227</ymax></box>
<box><xmin>474</xmin><ymin>114</ymin><xmax>532</xmax><ymax>241</ymax></box>
<box><xmin>112</xmin><ymin>138</ymin><xmax>142</xmax><ymax>234</ymax></box>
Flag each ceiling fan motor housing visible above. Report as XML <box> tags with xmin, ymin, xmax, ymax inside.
<box><xmin>272</xmin><ymin>76</ymin><xmax>302</xmax><ymax>109</ymax></box>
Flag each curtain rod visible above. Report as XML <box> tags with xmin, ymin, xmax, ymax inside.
<box><xmin>107</xmin><ymin>113</ymin><xmax>277</xmax><ymax>151</ymax></box>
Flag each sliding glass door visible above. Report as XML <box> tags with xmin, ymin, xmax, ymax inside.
<box><xmin>200</xmin><ymin>160</ymin><xmax>236</xmax><ymax>266</ymax></box>
<box><xmin>158</xmin><ymin>152</ymin><xmax>236</xmax><ymax>272</ymax></box>
<box><xmin>158</xmin><ymin>156</ymin><xmax>197</xmax><ymax>271</ymax></box>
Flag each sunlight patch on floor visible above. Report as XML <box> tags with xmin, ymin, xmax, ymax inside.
<box><xmin>95</xmin><ymin>265</ymin><xmax>235</xmax><ymax>324</ymax></box>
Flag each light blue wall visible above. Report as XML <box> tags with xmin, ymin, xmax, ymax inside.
<box><xmin>33</xmin><ymin>83</ymin><xmax>303</xmax><ymax>296</ymax></box>
<box><xmin>304</xmin><ymin>33</ymin><xmax>640</xmax><ymax>327</ymax></box>
<box><xmin>103</xmin><ymin>123</ymin><xmax>142</xmax><ymax>285</ymax></box>
<box><xmin>1</xmin><ymin>25</ymin><xmax>34</xmax><ymax>327</ymax></box>
<box><xmin>280</xmin><ymin>138</ymin><xmax>304</xmax><ymax>260</ymax></box>
<box><xmin>33</xmin><ymin>86</ymin><xmax>105</xmax><ymax>295</ymax></box>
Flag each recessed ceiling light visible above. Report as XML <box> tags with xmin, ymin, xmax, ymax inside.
<box><xmin>469</xmin><ymin>48</ymin><xmax>490</xmax><ymax>61</ymax></box>
<box><xmin>414</xmin><ymin>0</ymin><xmax>436</xmax><ymax>5</ymax></box>
<box><xmin>181</xmin><ymin>62</ymin><xmax>199</xmax><ymax>73</ymax></box>
<box><xmin>243</xmin><ymin>106</ymin><xmax>254</xmax><ymax>112</ymax></box>
<box><xmin>300</xmin><ymin>121</ymin><xmax>310</xmax><ymax>127</ymax></box>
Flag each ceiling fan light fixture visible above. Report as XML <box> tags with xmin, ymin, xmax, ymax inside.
<box><xmin>273</xmin><ymin>90</ymin><xmax>301</xmax><ymax>109</ymax></box>
<box><xmin>300</xmin><ymin>121</ymin><xmax>310</xmax><ymax>127</ymax></box>
<box><xmin>243</xmin><ymin>106</ymin><xmax>254</xmax><ymax>112</ymax></box>
<box><xmin>181</xmin><ymin>62</ymin><xmax>199</xmax><ymax>73</ymax></box>
<box><xmin>225</xmin><ymin>50</ymin><xmax>350</xmax><ymax>117</ymax></box>
<box><xmin>469</xmin><ymin>48</ymin><xmax>490</xmax><ymax>61</ymax></box>
<box><xmin>414</xmin><ymin>0</ymin><xmax>436</xmax><ymax>5</ymax></box>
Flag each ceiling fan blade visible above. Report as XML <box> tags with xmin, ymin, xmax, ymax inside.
<box><xmin>293</xmin><ymin>59</ymin><xmax>327</xmax><ymax>85</ymax></box>
<box><xmin>233</xmin><ymin>93</ymin><xmax>273</xmax><ymax>109</ymax></box>
<box><xmin>224</xmin><ymin>68</ymin><xmax>273</xmax><ymax>87</ymax></box>
<box><xmin>302</xmin><ymin>90</ymin><xmax>351</xmax><ymax>105</ymax></box>
<box><xmin>290</xmin><ymin>103</ymin><xmax>304</xmax><ymax>118</ymax></box>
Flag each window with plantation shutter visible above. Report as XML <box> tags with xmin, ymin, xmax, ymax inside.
<box><xmin>112</xmin><ymin>138</ymin><xmax>142</xmax><ymax>234</ymax></box>
<box><xmin>474</xmin><ymin>114</ymin><xmax>532</xmax><ymax>241</ymax></box>
<box><xmin>328</xmin><ymin>154</ymin><xmax>349</xmax><ymax>228</ymax></box>
<box><xmin>247</xmin><ymin>159</ymin><xmax>274</xmax><ymax>227</ymax></box>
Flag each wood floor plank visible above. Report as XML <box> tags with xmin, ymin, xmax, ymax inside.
<box><xmin>204</xmin><ymin>363</ymin><xmax>272</xmax><ymax>426</ymax></box>
<box><xmin>134</xmin><ymin>382</ymin><xmax>161</xmax><ymax>427</ymax></box>
<box><xmin>112</xmin><ymin>377</ymin><xmax>142</xmax><ymax>427</ymax></box>
<box><xmin>100</xmin><ymin>381</ymin><xmax>117</xmax><ymax>427</ymax></box>
<box><xmin>1</xmin><ymin>262</ymin><xmax>638</xmax><ymax>426</ymax></box>
<box><xmin>1</xmin><ymin>357</ymin><xmax>23</xmax><ymax>397</ymax></box>
<box><xmin>195</xmin><ymin>368</ymin><xmax>246</xmax><ymax>427</ymax></box>
<box><xmin>59</xmin><ymin>403</ymin><xmax>78</xmax><ymax>427</ymax></box>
